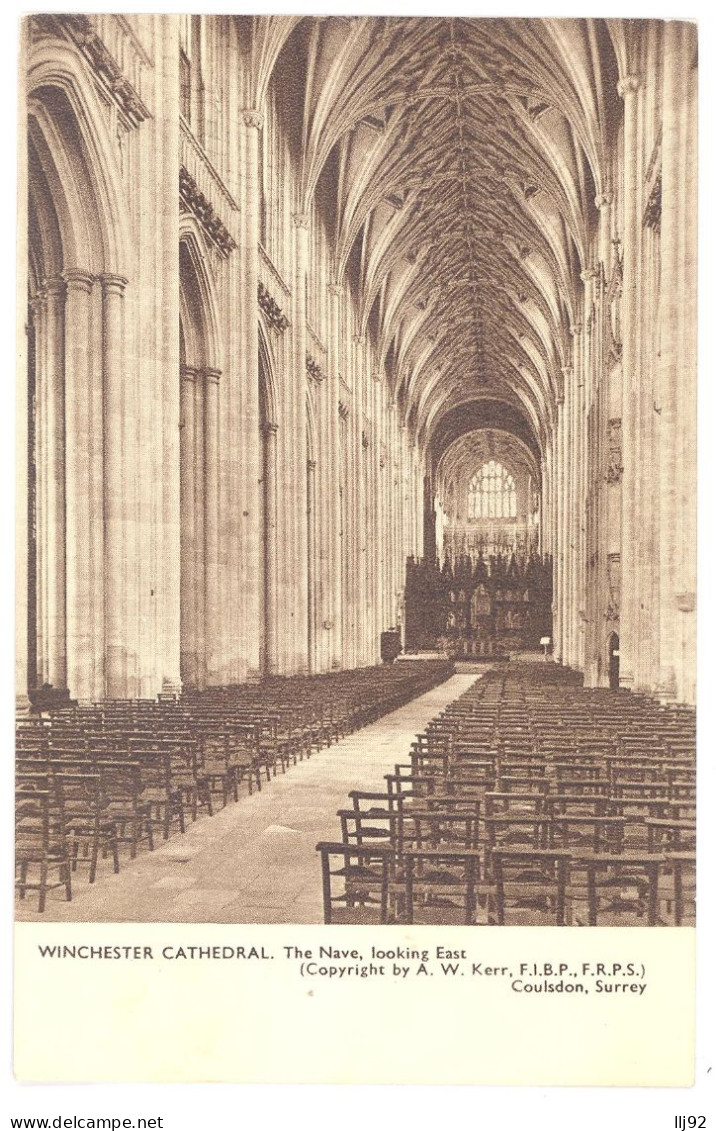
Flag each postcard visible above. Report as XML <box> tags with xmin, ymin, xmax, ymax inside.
<box><xmin>14</xmin><ymin>11</ymin><xmax>699</xmax><ymax>1089</ymax></box>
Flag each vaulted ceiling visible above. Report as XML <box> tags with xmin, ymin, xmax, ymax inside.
<box><xmin>244</xmin><ymin>16</ymin><xmax>625</xmax><ymax>481</ymax></box>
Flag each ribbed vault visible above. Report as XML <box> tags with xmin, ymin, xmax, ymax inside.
<box><xmin>247</xmin><ymin>15</ymin><xmax>620</xmax><ymax>463</ymax></box>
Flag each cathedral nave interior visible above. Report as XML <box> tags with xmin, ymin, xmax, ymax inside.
<box><xmin>16</xmin><ymin>16</ymin><xmax>696</xmax><ymax>925</ymax></box>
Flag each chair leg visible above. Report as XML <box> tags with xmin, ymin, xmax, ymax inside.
<box><xmin>38</xmin><ymin>859</ymin><xmax>48</xmax><ymax>914</ymax></box>
<box><xmin>89</xmin><ymin>837</ymin><xmax>99</xmax><ymax>884</ymax></box>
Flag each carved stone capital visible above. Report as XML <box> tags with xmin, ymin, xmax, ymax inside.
<box><xmin>202</xmin><ymin>366</ymin><xmax>222</xmax><ymax>386</ymax></box>
<box><xmin>617</xmin><ymin>74</ymin><xmax>642</xmax><ymax>98</ymax></box>
<box><xmin>292</xmin><ymin>212</ymin><xmax>310</xmax><ymax>230</ymax></box>
<box><xmin>262</xmin><ymin>420</ymin><xmax>279</xmax><ymax>436</ymax></box>
<box><xmin>100</xmin><ymin>273</ymin><xmax>129</xmax><ymax>296</ymax></box>
<box><xmin>63</xmin><ymin>268</ymin><xmax>94</xmax><ymax>293</ymax></box>
<box><xmin>580</xmin><ymin>267</ymin><xmax>599</xmax><ymax>285</ymax></box>
<box><xmin>595</xmin><ymin>191</ymin><xmax>613</xmax><ymax>210</ymax></box>
<box><xmin>569</xmin><ymin>322</ymin><xmax>582</xmax><ymax>337</ymax></box>
<box><xmin>180</xmin><ymin>364</ymin><xmax>199</xmax><ymax>383</ymax></box>
<box><xmin>242</xmin><ymin>109</ymin><xmax>264</xmax><ymax>131</ymax></box>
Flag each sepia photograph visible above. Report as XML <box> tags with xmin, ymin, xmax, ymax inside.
<box><xmin>15</xmin><ymin>12</ymin><xmax>697</xmax><ymax>930</ymax></box>
<box><xmin>10</xmin><ymin>7</ymin><xmax>705</xmax><ymax>1092</ymax></box>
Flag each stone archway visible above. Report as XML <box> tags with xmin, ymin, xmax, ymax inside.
<box><xmin>178</xmin><ymin>230</ymin><xmax>222</xmax><ymax>690</ymax></box>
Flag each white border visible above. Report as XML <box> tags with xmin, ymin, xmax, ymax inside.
<box><xmin>2</xmin><ymin>2</ymin><xmax>713</xmax><ymax>1127</ymax></box>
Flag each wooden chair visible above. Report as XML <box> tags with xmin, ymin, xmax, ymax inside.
<box><xmin>569</xmin><ymin>852</ymin><xmax>664</xmax><ymax>926</ymax></box>
<box><xmin>15</xmin><ymin>789</ymin><xmax>72</xmax><ymax>912</ymax></box>
<box><xmin>492</xmin><ymin>847</ymin><xmax>571</xmax><ymax>925</ymax></box>
<box><xmin>662</xmin><ymin>852</ymin><xmax>695</xmax><ymax>926</ymax></box>
<box><xmin>316</xmin><ymin>841</ymin><xmax>392</xmax><ymax>924</ymax></box>
<box><xmin>401</xmin><ymin>847</ymin><xmax>487</xmax><ymax>925</ymax></box>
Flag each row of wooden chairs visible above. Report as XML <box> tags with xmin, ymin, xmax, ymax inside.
<box><xmin>318</xmin><ymin>661</ymin><xmax>695</xmax><ymax>926</ymax></box>
<box><xmin>316</xmin><ymin>839</ymin><xmax>694</xmax><ymax>926</ymax></box>
<box><xmin>16</xmin><ymin>660</ymin><xmax>454</xmax><ymax>912</ymax></box>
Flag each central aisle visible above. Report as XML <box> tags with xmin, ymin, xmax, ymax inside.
<box><xmin>18</xmin><ymin>673</ymin><xmax>479</xmax><ymax>924</ymax></box>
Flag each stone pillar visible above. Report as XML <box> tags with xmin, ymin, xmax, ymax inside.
<box><xmin>659</xmin><ymin>24</ymin><xmax>697</xmax><ymax>703</ymax></box>
<box><xmin>160</xmin><ymin>14</ymin><xmax>182</xmax><ymax>697</ymax></box>
<box><xmin>33</xmin><ymin>289</ymin><xmax>48</xmax><ymax>687</ymax></box>
<box><xmin>240</xmin><ymin>109</ymin><xmax>264</xmax><ymax>682</ymax></box>
<box><xmin>263</xmin><ymin>421</ymin><xmax>279</xmax><ymax>674</ymax></box>
<box><xmin>328</xmin><ymin>282</ymin><xmax>344</xmax><ymax>669</ymax></box>
<box><xmin>307</xmin><ymin>457</ymin><xmax>316</xmax><ymax>673</ymax></box>
<box><xmin>617</xmin><ymin>73</ymin><xmax>642</xmax><ymax>690</ymax></box>
<box><xmin>193</xmin><ymin>367</ymin><xmax>206</xmax><ymax>689</ymax></box>
<box><xmin>16</xmin><ymin>21</ymin><xmax>30</xmax><ymax>713</ymax></box>
<box><xmin>203</xmin><ymin>366</ymin><xmax>221</xmax><ymax>683</ymax></box>
<box><xmin>353</xmin><ymin>336</ymin><xmax>366</xmax><ymax>666</ymax></box>
<box><xmin>63</xmin><ymin>268</ymin><xmax>96</xmax><ymax>702</ymax></box>
<box><xmin>102</xmin><ymin>273</ymin><xmax>128</xmax><ymax>698</ymax></box>
<box><xmin>292</xmin><ymin>212</ymin><xmax>310</xmax><ymax>673</ymax></box>
<box><xmin>555</xmin><ymin>392</ymin><xmax>566</xmax><ymax>663</ymax></box>
<box><xmin>43</xmin><ymin>276</ymin><xmax>67</xmax><ymax>691</ymax></box>
<box><xmin>179</xmin><ymin>365</ymin><xmax>197</xmax><ymax>687</ymax></box>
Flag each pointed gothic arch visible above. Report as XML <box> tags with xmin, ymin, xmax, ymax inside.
<box><xmin>179</xmin><ymin>225</ymin><xmax>223</xmax><ymax>690</ymax></box>
<box><xmin>25</xmin><ymin>63</ymin><xmax>132</xmax><ymax>703</ymax></box>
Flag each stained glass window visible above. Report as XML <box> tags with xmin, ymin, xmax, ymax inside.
<box><xmin>468</xmin><ymin>461</ymin><xmax>517</xmax><ymax>520</ymax></box>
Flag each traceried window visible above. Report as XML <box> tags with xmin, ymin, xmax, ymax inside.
<box><xmin>468</xmin><ymin>461</ymin><xmax>517</xmax><ymax>520</ymax></box>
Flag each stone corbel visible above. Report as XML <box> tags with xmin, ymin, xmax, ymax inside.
<box><xmin>617</xmin><ymin>74</ymin><xmax>642</xmax><ymax>100</ymax></box>
<box><xmin>258</xmin><ymin>282</ymin><xmax>290</xmax><ymax>333</ymax></box>
<box><xmin>306</xmin><ymin>354</ymin><xmax>325</xmax><ymax>383</ymax></box>
<box><xmin>242</xmin><ymin>109</ymin><xmax>264</xmax><ymax>131</ymax></box>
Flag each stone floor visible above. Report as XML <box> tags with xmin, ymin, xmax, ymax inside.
<box><xmin>15</xmin><ymin>673</ymin><xmax>478</xmax><ymax>924</ymax></box>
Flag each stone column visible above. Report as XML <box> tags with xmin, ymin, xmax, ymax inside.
<box><xmin>328</xmin><ymin>282</ymin><xmax>344</xmax><ymax>669</ymax></box>
<box><xmin>102</xmin><ymin>273</ymin><xmax>128</xmax><ymax>698</ymax></box>
<box><xmin>160</xmin><ymin>14</ymin><xmax>183</xmax><ymax>696</ymax></box>
<box><xmin>617</xmin><ymin>73</ymin><xmax>642</xmax><ymax>691</ymax></box>
<box><xmin>179</xmin><ymin>365</ymin><xmax>197</xmax><ymax>687</ymax></box>
<box><xmin>16</xmin><ymin>21</ymin><xmax>30</xmax><ymax>712</ymax></box>
<box><xmin>43</xmin><ymin>276</ymin><xmax>67</xmax><ymax>691</ymax></box>
<box><xmin>63</xmin><ymin>268</ymin><xmax>95</xmax><ymax>702</ymax></box>
<box><xmin>555</xmin><ymin>391</ymin><xmax>566</xmax><ymax>663</ymax></box>
<box><xmin>193</xmin><ymin>367</ymin><xmax>206</xmax><ymax>689</ymax></box>
<box><xmin>203</xmin><ymin>366</ymin><xmax>221</xmax><ymax>683</ymax></box>
<box><xmin>659</xmin><ymin>24</ymin><xmax>697</xmax><ymax>703</ymax></box>
<box><xmin>32</xmin><ymin>289</ymin><xmax>48</xmax><ymax>687</ymax></box>
<box><xmin>292</xmin><ymin>211</ymin><xmax>311</xmax><ymax>673</ymax></box>
<box><xmin>240</xmin><ymin>109</ymin><xmax>264</xmax><ymax>682</ymax></box>
<box><xmin>263</xmin><ymin>421</ymin><xmax>279</xmax><ymax>674</ymax></box>
<box><xmin>307</xmin><ymin>457</ymin><xmax>316</xmax><ymax>673</ymax></box>
<box><xmin>353</xmin><ymin>336</ymin><xmax>366</xmax><ymax>666</ymax></box>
